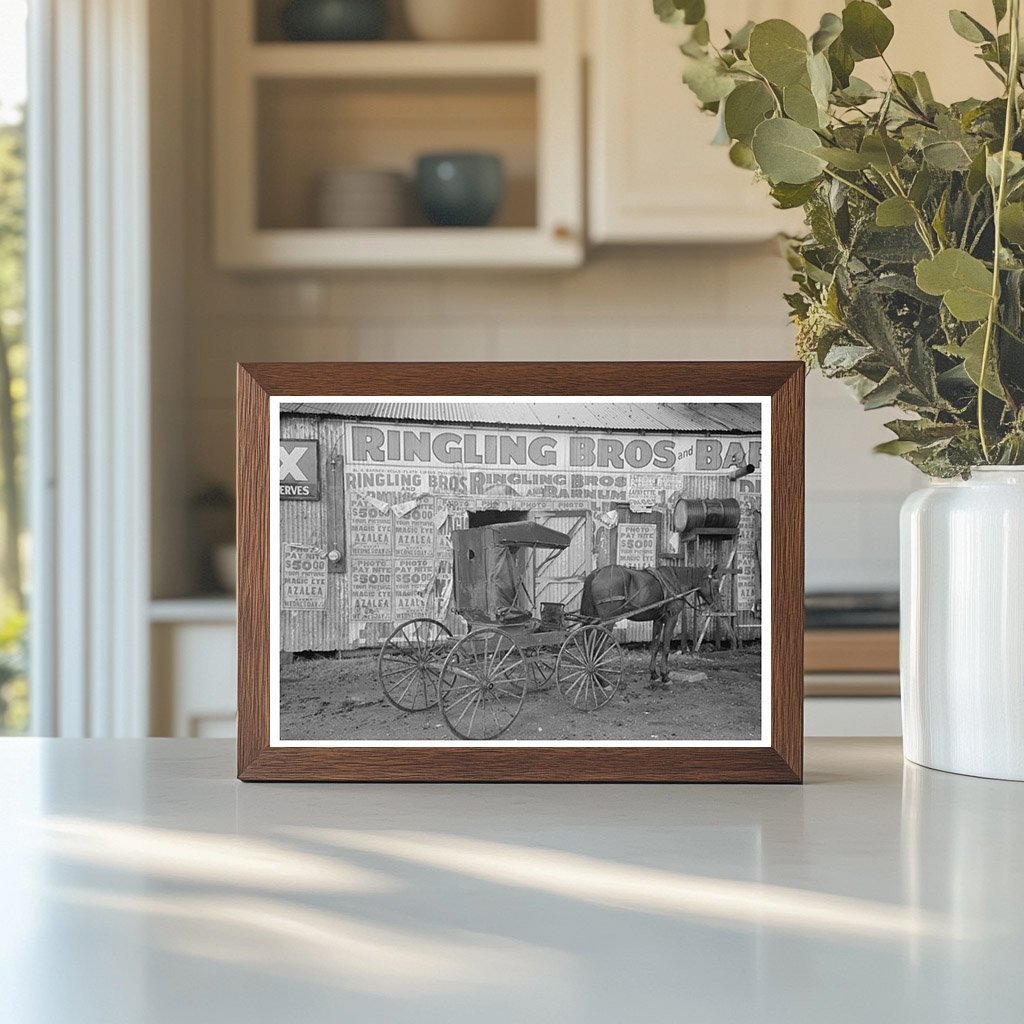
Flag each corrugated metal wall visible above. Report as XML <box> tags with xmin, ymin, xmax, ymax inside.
<box><xmin>279</xmin><ymin>416</ymin><xmax>348</xmax><ymax>653</ymax></box>
<box><xmin>279</xmin><ymin>416</ymin><xmax>761</xmax><ymax>653</ymax></box>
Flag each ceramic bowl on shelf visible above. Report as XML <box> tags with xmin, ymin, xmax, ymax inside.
<box><xmin>415</xmin><ymin>152</ymin><xmax>504</xmax><ymax>227</ymax></box>
<box><xmin>280</xmin><ymin>0</ymin><xmax>389</xmax><ymax>42</ymax></box>
<box><xmin>315</xmin><ymin>167</ymin><xmax>408</xmax><ymax>229</ymax></box>
<box><xmin>403</xmin><ymin>0</ymin><xmax>534</xmax><ymax>42</ymax></box>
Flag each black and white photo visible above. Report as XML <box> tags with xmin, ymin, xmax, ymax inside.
<box><xmin>270</xmin><ymin>397</ymin><xmax>770</xmax><ymax>747</ymax></box>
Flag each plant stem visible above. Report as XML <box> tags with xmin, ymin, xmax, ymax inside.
<box><xmin>979</xmin><ymin>0</ymin><xmax>1021</xmax><ymax>462</ymax></box>
<box><xmin>962</xmin><ymin>191</ymin><xmax>980</xmax><ymax>249</ymax></box>
<box><xmin>884</xmin><ymin>171</ymin><xmax>939</xmax><ymax>254</ymax></box>
<box><xmin>747</xmin><ymin>69</ymin><xmax>784</xmax><ymax>117</ymax></box>
<box><xmin>822</xmin><ymin>167</ymin><xmax>881</xmax><ymax>205</ymax></box>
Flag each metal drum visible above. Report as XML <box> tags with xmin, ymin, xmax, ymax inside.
<box><xmin>672</xmin><ymin>497</ymin><xmax>741</xmax><ymax>535</ymax></box>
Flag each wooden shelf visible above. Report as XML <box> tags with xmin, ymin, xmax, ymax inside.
<box><xmin>805</xmin><ymin>629</ymin><xmax>899</xmax><ymax>675</ymax></box>
<box><xmin>249</xmin><ymin>42</ymin><xmax>544</xmax><ymax>78</ymax></box>
<box><xmin>804</xmin><ymin>673</ymin><xmax>900</xmax><ymax>697</ymax></box>
<box><xmin>218</xmin><ymin>226</ymin><xmax>580</xmax><ymax>270</ymax></box>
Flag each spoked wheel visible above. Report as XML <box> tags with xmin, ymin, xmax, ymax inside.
<box><xmin>527</xmin><ymin>647</ymin><xmax>557</xmax><ymax>692</ymax></box>
<box><xmin>439</xmin><ymin>628</ymin><xmax>528</xmax><ymax>740</ymax></box>
<box><xmin>556</xmin><ymin>625</ymin><xmax>622</xmax><ymax>711</ymax></box>
<box><xmin>378</xmin><ymin>618</ymin><xmax>452</xmax><ymax>712</ymax></box>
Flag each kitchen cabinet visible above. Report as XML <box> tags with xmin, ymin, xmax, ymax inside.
<box><xmin>587</xmin><ymin>0</ymin><xmax>999</xmax><ymax>244</ymax></box>
<box><xmin>587</xmin><ymin>0</ymin><xmax>813</xmax><ymax>243</ymax></box>
<box><xmin>211</xmin><ymin>0</ymin><xmax>583</xmax><ymax>269</ymax></box>
<box><xmin>150</xmin><ymin>600</ymin><xmax>237</xmax><ymax>737</ymax></box>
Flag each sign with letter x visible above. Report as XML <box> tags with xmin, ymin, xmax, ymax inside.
<box><xmin>280</xmin><ymin>439</ymin><xmax>320</xmax><ymax>500</ymax></box>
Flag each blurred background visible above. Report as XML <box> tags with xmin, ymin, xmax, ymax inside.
<box><xmin>0</xmin><ymin>0</ymin><xmax>997</xmax><ymax>739</ymax></box>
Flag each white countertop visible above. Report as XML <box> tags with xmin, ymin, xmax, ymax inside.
<box><xmin>1</xmin><ymin>738</ymin><xmax>1020</xmax><ymax>1023</ymax></box>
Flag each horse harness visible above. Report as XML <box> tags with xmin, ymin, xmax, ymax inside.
<box><xmin>596</xmin><ymin>565</ymin><xmax>706</xmax><ymax>617</ymax></box>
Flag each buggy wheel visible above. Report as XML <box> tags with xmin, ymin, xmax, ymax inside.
<box><xmin>378</xmin><ymin>618</ymin><xmax>452</xmax><ymax>712</ymax></box>
<box><xmin>527</xmin><ymin>647</ymin><xmax>557</xmax><ymax>691</ymax></box>
<box><xmin>439</xmin><ymin>628</ymin><xmax>528</xmax><ymax>740</ymax></box>
<box><xmin>556</xmin><ymin>626</ymin><xmax>622</xmax><ymax>711</ymax></box>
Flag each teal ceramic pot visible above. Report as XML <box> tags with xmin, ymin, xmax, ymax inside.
<box><xmin>415</xmin><ymin>152</ymin><xmax>505</xmax><ymax>227</ymax></box>
<box><xmin>281</xmin><ymin>0</ymin><xmax>388</xmax><ymax>41</ymax></box>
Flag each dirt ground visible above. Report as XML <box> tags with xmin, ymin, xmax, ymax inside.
<box><xmin>279</xmin><ymin>643</ymin><xmax>762</xmax><ymax>743</ymax></box>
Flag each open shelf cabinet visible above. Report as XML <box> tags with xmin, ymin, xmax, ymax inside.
<box><xmin>212</xmin><ymin>0</ymin><xmax>583</xmax><ymax>269</ymax></box>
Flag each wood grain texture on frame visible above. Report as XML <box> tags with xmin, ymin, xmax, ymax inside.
<box><xmin>237</xmin><ymin>362</ymin><xmax>804</xmax><ymax>783</ymax></box>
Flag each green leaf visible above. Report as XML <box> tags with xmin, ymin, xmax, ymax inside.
<box><xmin>913</xmin><ymin>71</ymin><xmax>935</xmax><ymax>104</ymax></box>
<box><xmin>1000</xmin><ymin>203</ymin><xmax>1024</xmax><ymax>244</ymax></box>
<box><xmin>729</xmin><ymin>140</ymin><xmax>757</xmax><ymax>170</ymax></box>
<box><xmin>986</xmin><ymin>150</ymin><xmax>1024</xmax><ymax>191</ymax></box>
<box><xmin>874</xmin><ymin>439</ymin><xmax>922</xmax><ymax>455</ymax></box>
<box><xmin>784</xmin><ymin>80</ymin><xmax>824</xmax><ymax>129</ymax></box>
<box><xmin>979</xmin><ymin>32</ymin><xmax>1015</xmax><ymax>75</ymax></box>
<box><xmin>885</xmin><ymin>418</ymin><xmax>963</xmax><ymax>443</ymax></box>
<box><xmin>967</xmin><ymin>144</ymin><xmax>991</xmax><ymax>193</ymax></box>
<box><xmin>810</xmin><ymin>12</ymin><xmax>843</xmax><ymax>54</ymax></box>
<box><xmin>923</xmin><ymin>140</ymin><xmax>972</xmax><ymax>171</ymax></box>
<box><xmin>748</xmin><ymin>20</ymin><xmax>809</xmax><ymax>86</ymax></box>
<box><xmin>909</xmin><ymin>164</ymin><xmax>933</xmax><ymax>205</ymax></box>
<box><xmin>724</xmin><ymin>20</ymin><xmax>755</xmax><ymax>53</ymax></box>
<box><xmin>837</xmin><ymin>76</ymin><xmax>879</xmax><ymax>104</ymax></box>
<box><xmin>876</xmin><ymin>197</ymin><xmax>918</xmax><ymax>228</ymax></box>
<box><xmin>814</xmin><ymin>146</ymin><xmax>872</xmax><ymax>170</ymax></box>
<box><xmin>860</xmin><ymin>133</ymin><xmax>904</xmax><ymax>173</ymax></box>
<box><xmin>682</xmin><ymin>57</ymin><xmax>736</xmax><ymax>104</ymax></box>
<box><xmin>891</xmin><ymin>72</ymin><xmax>920</xmax><ymax>106</ymax></box>
<box><xmin>842</xmin><ymin>1</ymin><xmax>895</xmax><ymax>59</ymax></box>
<box><xmin>932</xmin><ymin>190</ymin><xmax>950</xmax><ymax>247</ymax></box>
<box><xmin>948</xmin><ymin>10</ymin><xmax>994</xmax><ymax>44</ymax></box>
<box><xmin>915</xmin><ymin>249</ymin><xmax>994</xmax><ymax>322</ymax></box>
<box><xmin>941</xmin><ymin>325</ymin><xmax>1006</xmax><ymax>397</ymax></box>
<box><xmin>827</xmin><ymin>36</ymin><xmax>856</xmax><ymax>89</ymax></box>
<box><xmin>862</xmin><ymin>374</ymin><xmax>903</xmax><ymax>409</ymax></box>
<box><xmin>993</xmin><ymin>0</ymin><xmax>1008</xmax><ymax>24</ymax></box>
<box><xmin>653</xmin><ymin>0</ymin><xmax>681</xmax><ymax>24</ymax></box>
<box><xmin>683</xmin><ymin>0</ymin><xmax>705</xmax><ymax>25</ymax></box>
<box><xmin>771</xmin><ymin>180</ymin><xmax>820</xmax><ymax>209</ymax></box>
<box><xmin>653</xmin><ymin>0</ymin><xmax>705</xmax><ymax>26</ymax></box>
<box><xmin>723</xmin><ymin>81</ymin><xmax>775</xmax><ymax>144</ymax></box>
<box><xmin>808</xmin><ymin>51</ymin><xmax>833</xmax><ymax>108</ymax></box>
<box><xmin>751</xmin><ymin>118</ymin><xmax>828</xmax><ymax>184</ymax></box>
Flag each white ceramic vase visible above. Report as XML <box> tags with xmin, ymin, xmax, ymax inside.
<box><xmin>901</xmin><ymin>467</ymin><xmax>1024</xmax><ymax>780</ymax></box>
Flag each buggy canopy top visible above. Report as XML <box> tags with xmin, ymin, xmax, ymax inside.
<box><xmin>488</xmin><ymin>521</ymin><xmax>571</xmax><ymax>550</ymax></box>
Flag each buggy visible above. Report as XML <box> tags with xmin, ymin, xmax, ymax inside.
<box><xmin>377</xmin><ymin>521</ymin><xmax>625</xmax><ymax>740</ymax></box>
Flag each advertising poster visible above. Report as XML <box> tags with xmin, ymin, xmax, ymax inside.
<box><xmin>736</xmin><ymin>487</ymin><xmax>761</xmax><ymax>612</ymax></box>
<box><xmin>280</xmin><ymin>440</ymin><xmax>320</xmax><ymax>500</ymax></box>
<box><xmin>616</xmin><ymin>522</ymin><xmax>657</xmax><ymax>569</ymax></box>
<box><xmin>281</xmin><ymin>543</ymin><xmax>327</xmax><ymax>610</ymax></box>
<box><xmin>348</xmin><ymin>558</ymin><xmax>393</xmax><ymax>622</ymax></box>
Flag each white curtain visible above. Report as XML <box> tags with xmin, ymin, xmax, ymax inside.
<box><xmin>28</xmin><ymin>0</ymin><xmax>150</xmax><ymax>736</ymax></box>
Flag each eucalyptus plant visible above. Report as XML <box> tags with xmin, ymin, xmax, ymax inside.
<box><xmin>657</xmin><ymin>0</ymin><xmax>1024</xmax><ymax>475</ymax></box>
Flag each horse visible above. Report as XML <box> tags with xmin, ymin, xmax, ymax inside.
<box><xmin>579</xmin><ymin>564</ymin><xmax>717</xmax><ymax>687</ymax></box>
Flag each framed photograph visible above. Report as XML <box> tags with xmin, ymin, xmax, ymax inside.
<box><xmin>237</xmin><ymin>362</ymin><xmax>804</xmax><ymax>782</ymax></box>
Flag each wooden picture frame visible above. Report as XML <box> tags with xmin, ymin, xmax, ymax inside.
<box><xmin>237</xmin><ymin>362</ymin><xmax>804</xmax><ymax>782</ymax></box>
